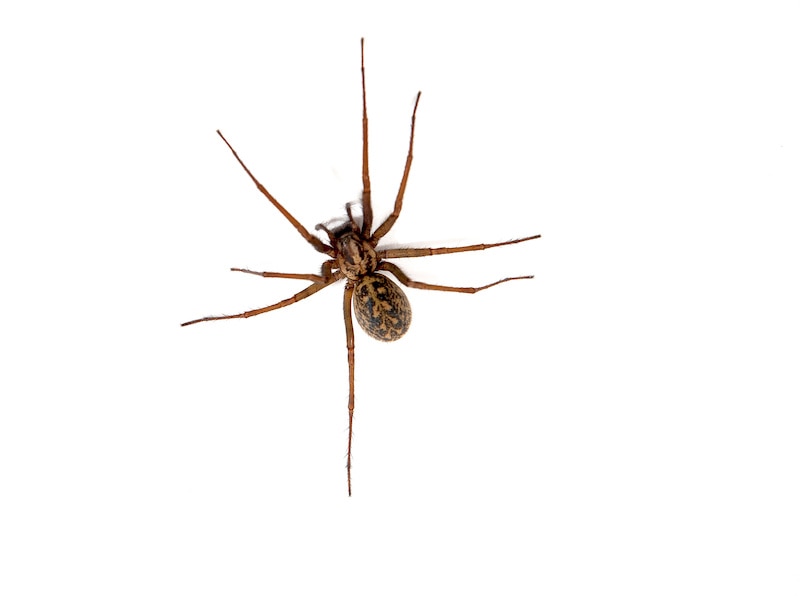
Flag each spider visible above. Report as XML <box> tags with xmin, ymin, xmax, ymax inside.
<box><xmin>182</xmin><ymin>39</ymin><xmax>540</xmax><ymax>495</ymax></box>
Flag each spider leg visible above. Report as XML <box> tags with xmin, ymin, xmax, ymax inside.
<box><xmin>379</xmin><ymin>261</ymin><xmax>533</xmax><ymax>294</ymax></box>
<box><xmin>370</xmin><ymin>91</ymin><xmax>422</xmax><ymax>244</ymax></box>
<box><xmin>216</xmin><ymin>130</ymin><xmax>334</xmax><ymax>256</ymax></box>
<box><xmin>232</xmin><ymin>269</ymin><xmax>327</xmax><ymax>283</ymax></box>
<box><xmin>377</xmin><ymin>234</ymin><xmax>541</xmax><ymax>259</ymax></box>
<box><xmin>359</xmin><ymin>38</ymin><xmax>373</xmax><ymax>238</ymax></box>
<box><xmin>343</xmin><ymin>281</ymin><xmax>356</xmax><ymax>496</ymax></box>
<box><xmin>180</xmin><ymin>273</ymin><xmax>342</xmax><ymax>327</ymax></box>
<box><xmin>231</xmin><ymin>260</ymin><xmax>337</xmax><ymax>283</ymax></box>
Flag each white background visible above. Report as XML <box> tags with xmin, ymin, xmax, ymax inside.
<box><xmin>2</xmin><ymin>1</ymin><xmax>798</xmax><ymax>594</ymax></box>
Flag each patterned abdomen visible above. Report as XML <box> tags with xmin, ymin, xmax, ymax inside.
<box><xmin>353</xmin><ymin>273</ymin><xmax>412</xmax><ymax>342</ymax></box>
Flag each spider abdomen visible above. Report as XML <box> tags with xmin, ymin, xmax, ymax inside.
<box><xmin>353</xmin><ymin>273</ymin><xmax>412</xmax><ymax>342</ymax></box>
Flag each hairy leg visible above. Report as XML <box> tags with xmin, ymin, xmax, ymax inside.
<box><xmin>378</xmin><ymin>261</ymin><xmax>533</xmax><ymax>294</ymax></box>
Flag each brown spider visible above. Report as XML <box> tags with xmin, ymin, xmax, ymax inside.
<box><xmin>182</xmin><ymin>39</ymin><xmax>540</xmax><ymax>495</ymax></box>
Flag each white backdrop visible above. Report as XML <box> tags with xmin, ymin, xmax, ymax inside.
<box><xmin>1</xmin><ymin>1</ymin><xmax>798</xmax><ymax>594</ymax></box>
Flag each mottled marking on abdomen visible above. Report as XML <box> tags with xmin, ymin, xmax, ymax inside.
<box><xmin>353</xmin><ymin>273</ymin><xmax>412</xmax><ymax>342</ymax></box>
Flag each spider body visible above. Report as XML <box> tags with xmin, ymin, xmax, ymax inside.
<box><xmin>323</xmin><ymin>220</ymin><xmax>412</xmax><ymax>341</ymax></box>
<box><xmin>183</xmin><ymin>39</ymin><xmax>540</xmax><ymax>495</ymax></box>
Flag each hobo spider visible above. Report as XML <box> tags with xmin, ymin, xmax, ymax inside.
<box><xmin>182</xmin><ymin>39</ymin><xmax>540</xmax><ymax>495</ymax></box>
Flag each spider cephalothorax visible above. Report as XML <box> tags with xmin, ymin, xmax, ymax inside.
<box><xmin>183</xmin><ymin>39</ymin><xmax>540</xmax><ymax>495</ymax></box>
<box><xmin>323</xmin><ymin>222</ymin><xmax>379</xmax><ymax>281</ymax></box>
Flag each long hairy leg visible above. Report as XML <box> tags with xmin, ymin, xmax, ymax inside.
<box><xmin>377</xmin><ymin>234</ymin><xmax>541</xmax><ymax>260</ymax></box>
<box><xmin>359</xmin><ymin>38</ymin><xmax>373</xmax><ymax>237</ymax></box>
<box><xmin>231</xmin><ymin>260</ymin><xmax>336</xmax><ymax>283</ymax></box>
<box><xmin>378</xmin><ymin>261</ymin><xmax>533</xmax><ymax>294</ymax></box>
<box><xmin>232</xmin><ymin>270</ymin><xmax>327</xmax><ymax>282</ymax></box>
<box><xmin>181</xmin><ymin>274</ymin><xmax>342</xmax><ymax>327</ymax></box>
<box><xmin>370</xmin><ymin>92</ymin><xmax>422</xmax><ymax>244</ymax></box>
<box><xmin>343</xmin><ymin>281</ymin><xmax>356</xmax><ymax>496</ymax></box>
<box><xmin>216</xmin><ymin>130</ymin><xmax>333</xmax><ymax>255</ymax></box>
